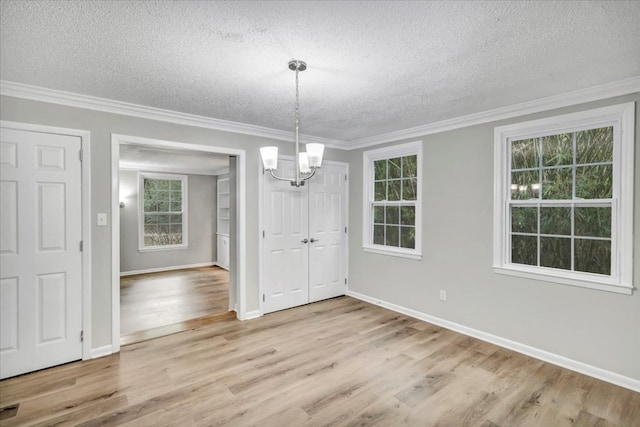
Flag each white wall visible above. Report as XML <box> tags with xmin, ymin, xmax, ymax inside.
<box><xmin>119</xmin><ymin>170</ymin><xmax>217</xmax><ymax>273</ymax></box>
<box><xmin>347</xmin><ymin>93</ymin><xmax>640</xmax><ymax>382</ymax></box>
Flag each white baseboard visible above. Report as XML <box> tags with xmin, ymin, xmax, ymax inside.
<box><xmin>120</xmin><ymin>262</ymin><xmax>215</xmax><ymax>276</ymax></box>
<box><xmin>346</xmin><ymin>290</ymin><xmax>640</xmax><ymax>393</ymax></box>
<box><xmin>213</xmin><ymin>262</ymin><xmax>229</xmax><ymax>271</ymax></box>
<box><xmin>90</xmin><ymin>345</ymin><xmax>113</xmax><ymax>359</ymax></box>
<box><xmin>243</xmin><ymin>309</ymin><xmax>261</xmax><ymax>320</ymax></box>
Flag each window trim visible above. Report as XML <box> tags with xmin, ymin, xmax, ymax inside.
<box><xmin>362</xmin><ymin>141</ymin><xmax>422</xmax><ymax>260</ymax></box>
<box><xmin>493</xmin><ymin>103</ymin><xmax>635</xmax><ymax>294</ymax></box>
<box><xmin>138</xmin><ymin>172</ymin><xmax>189</xmax><ymax>252</ymax></box>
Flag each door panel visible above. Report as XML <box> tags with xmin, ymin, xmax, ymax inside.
<box><xmin>0</xmin><ymin>180</ymin><xmax>18</xmax><ymax>254</ymax></box>
<box><xmin>0</xmin><ymin>127</ymin><xmax>83</xmax><ymax>379</ymax></box>
<box><xmin>38</xmin><ymin>273</ymin><xmax>68</xmax><ymax>343</ymax></box>
<box><xmin>0</xmin><ymin>277</ymin><xmax>18</xmax><ymax>352</ymax></box>
<box><xmin>38</xmin><ymin>183</ymin><xmax>67</xmax><ymax>251</ymax></box>
<box><xmin>308</xmin><ymin>164</ymin><xmax>347</xmax><ymax>302</ymax></box>
<box><xmin>262</xmin><ymin>159</ymin><xmax>309</xmax><ymax>314</ymax></box>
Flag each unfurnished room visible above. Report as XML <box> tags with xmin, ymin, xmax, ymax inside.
<box><xmin>0</xmin><ymin>1</ymin><xmax>639</xmax><ymax>426</ymax></box>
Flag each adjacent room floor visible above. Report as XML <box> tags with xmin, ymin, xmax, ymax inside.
<box><xmin>120</xmin><ymin>265</ymin><xmax>231</xmax><ymax>345</ymax></box>
<box><xmin>2</xmin><ymin>296</ymin><xmax>638</xmax><ymax>426</ymax></box>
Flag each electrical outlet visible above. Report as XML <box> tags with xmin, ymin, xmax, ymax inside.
<box><xmin>439</xmin><ymin>290</ymin><xmax>447</xmax><ymax>301</ymax></box>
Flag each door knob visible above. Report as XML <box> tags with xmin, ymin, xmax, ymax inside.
<box><xmin>310</xmin><ymin>238</ymin><xmax>319</xmax><ymax>243</ymax></box>
<box><xmin>301</xmin><ymin>238</ymin><xmax>309</xmax><ymax>243</ymax></box>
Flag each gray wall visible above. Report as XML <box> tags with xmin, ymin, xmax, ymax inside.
<box><xmin>0</xmin><ymin>94</ymin><xmax>345</xmax><ymax>348</ymax></box>
<box><xmin>347</xmin><ymin>93</ymin><xmax>640</xmax><ymax>381</ymax></box>
<box><xmin>119</xmin><ymin>170</ymin><xmax>216</xmax><ymax>273</ymax></box>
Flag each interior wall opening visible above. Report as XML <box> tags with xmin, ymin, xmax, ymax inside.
<box><xmin>112</xmin><ymin>136</ymin><xmax>244</xmax><ymax>347</ymax></box>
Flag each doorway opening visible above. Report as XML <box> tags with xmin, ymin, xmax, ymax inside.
<box><xmin>111</xmin><ymin>134</ymin><xmax>246</xmax><ymax>351</ymax></box>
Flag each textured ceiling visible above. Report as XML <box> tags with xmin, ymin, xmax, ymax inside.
<box><xmin>1</xmin><ymin>1</ymin><xmax>639</xmax><ymax>142</ymax></box>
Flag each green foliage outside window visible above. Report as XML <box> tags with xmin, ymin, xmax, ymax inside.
<box><xmin>143</xmin><ymin>177</ymin><xmax>184</xmax><ymax>246</ymax></box>
<box><xmin>372</xmin><ymin>155</ymin><xmax>417</xmax><ymax>249</ymax></box>
<box><xmin>509</xmin><ymin>127</ymin><xmax>613</xmax><ymax>275</ymax></box>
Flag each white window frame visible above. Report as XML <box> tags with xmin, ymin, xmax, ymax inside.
<box><xmin>493</xmin><ymin>103</ymin><xmax>635</xmax><ymax>294</ymax></box>
<box><xmin>138</xmin><ymin>172</ymin><xmax>188</xmax><ymax>252</ymax></box>
<box><xmin>362</xmin><ymin>141</ymin><xmax>422</xmax><ymax>260</ymax></box>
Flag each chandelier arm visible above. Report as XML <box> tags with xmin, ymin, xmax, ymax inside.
<box><xmin>268</xmin><ymin>169</ymin><xmax>294</xmax><ymax>182</ymax></box>
<box><xmin>300</xmin><ymin>167</ymin><xmax>318</xmax><ymax>181</ymax></box>
<box><xmin>267</xmin><ymin>167</ymin><xmax>316</xmax><ymax>187</ymax></box>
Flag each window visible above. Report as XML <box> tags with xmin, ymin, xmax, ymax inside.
<box><xmin>138</xmin><ymin>173</ymin><xmax>188</xmax><ymax>251</ymax></box>
<box><xmin>363</xmin><ymin>141</ymin><xmax>422</xmax><ymax>259</ymax></box>
<box><xmin>493</xmin><ymin>103</ymin><xmax>634</xmax><ymax>294</ymax></box>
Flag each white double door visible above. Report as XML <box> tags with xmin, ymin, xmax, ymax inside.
<box><xmin>262</xmin><ymin>160</ymin><xmax>347</xmax><ymax>314</ymax></box>
<box><xmin>0</xmin><ymin>127</ymin><xmax>83</xmax><ymax>379</ymax></box>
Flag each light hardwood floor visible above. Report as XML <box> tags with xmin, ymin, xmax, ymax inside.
<box><xmin>1</xmin><ymin>297</ymin><xmax>638</xmax><ymax>426</ymax></box>
<box><xmin>120</xmin><ymin>266</ymin><xmax>230</xmax><ymax>344</ymax></box>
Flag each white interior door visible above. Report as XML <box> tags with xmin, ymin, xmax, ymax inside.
<box><xmin>262</xmin><ymin>159</ymin><xmax>347</xmax><ymax>314</ymax></box>
<box><xmin>308</xmin><ymin>163</ymin><xmax>347</xmax><ymax>302</ymax></box>
<box><xmin>0</xmin><ymin>127</ymin><xmax>83</xmax><ymax>379</ymax></box>
<box><xmin>262</xmin><ymin>159</ymin><xmax>309</xmax><ymax>314</ymax></box>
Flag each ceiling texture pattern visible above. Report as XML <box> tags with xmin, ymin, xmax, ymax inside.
<box><xmin>1</xmin><ymin>0</ymin><xmax>639</xmax><ymax>144</ymax></box>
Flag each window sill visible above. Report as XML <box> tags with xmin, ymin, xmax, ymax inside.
<box><xmin>493</xmin><ymin>265</ymin><xmax>633</xmax><ymax>295</ymax></box>
<box><xmin>138</xmin><ymin>244</ymin><xmax>188</xmax><ymax>252</ymax></box>
<box><xmin>362</xmin><ymin>245</ymin><xmax>422</xmax><ymax>260</ymax></box>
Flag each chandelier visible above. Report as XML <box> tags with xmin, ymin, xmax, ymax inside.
<box><xmin>260</xmin><ymin>59</ymin><xmax>324</xmax><ymax>187</ymax></box>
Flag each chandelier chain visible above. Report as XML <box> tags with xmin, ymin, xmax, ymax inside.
<box><xmin>295</xmin><ymin>62</ymin><xmax>300</xmax><ymax>130</ymax></box>
<box><xmin>294</xmin><ymin>62</ymin><xmax>300</xmax><ymax>183</ymax></box>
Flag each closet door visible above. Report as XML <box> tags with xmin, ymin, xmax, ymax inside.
<box><xmin>262</xmin><ymin>159</ymin><xmax>309</xmax><ymax>314</ymax></box>
<box><xmin>308</xmin><ymin>163</ymin><xmax>347</xmax><ymax>302</ymax></box>
<box><xmin>1</xmin><ymin>127</ymin><xmax>83</xmax><ymax>379</ymax></box>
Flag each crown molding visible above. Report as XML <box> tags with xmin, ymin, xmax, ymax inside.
<box><xmin>0</xmin><ymin>80</ymin><xmax>345</xmax><ymax>149</ymax></box>
<box><xmin>346</xmin><ymin>76</ymin><xmax>640</xmax><ymax>150</ymax></box>
<box><xmin>2</xmin><ymin>77</ymin><xmax>638</xmax><ymax>152</ymax></box>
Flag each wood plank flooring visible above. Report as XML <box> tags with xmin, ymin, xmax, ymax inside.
<box><xmin>1</xmin><ymin>297</ymin><xmax>638</xmax><ymax>426</ymax></box>
<box><xmin>119</xmin><ymin>310</ymin><xmax>236</xmax><ymax>346</ymax></box>
<box><xmin>120</xmin><ymin>266</ymin><xmax>229</xmax><ymax>338</ymax></box>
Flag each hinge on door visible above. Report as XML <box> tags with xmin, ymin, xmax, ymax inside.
<box><xmin>263</xmin><ymin>294</ymin><xmax>265</xmax><ymax>302</ymax></box>
<box><xmin>345</xmin><ymin>226</ymin><xmax>347</xmax><ymax>233</ymax></box>
<box><xmin>80</xmin><ymin>330</ymin><xmax>84</xmax><ymax>342</ymax></box>
<box><xmin>79</xmin><ymin>150</ymin><xmax>83</xmax><ymax>161</ymax></box>
<box><xmin>345</xmin><ymin>174</ymin><xmax>347</xmax><ymax>181</ymax></box>
<box><xmin>345</xmin><ymin>278</ymin><xmax>348</xmax><ymax>285</ymax></box>
<box><xmin>79</xmin><ymin>241</ymin><xmax>83</xmax><ymax>252</ymax></box>
<box><xmin>263</xmin><ymin>230</ymin><xmax>265</xmax><ymax>238</ymax></box>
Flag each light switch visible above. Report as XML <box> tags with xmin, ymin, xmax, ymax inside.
<box><xmin>97</xmin><ymin>213</ymin><xmax>108</xmax><ymax>226</ymax></box>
